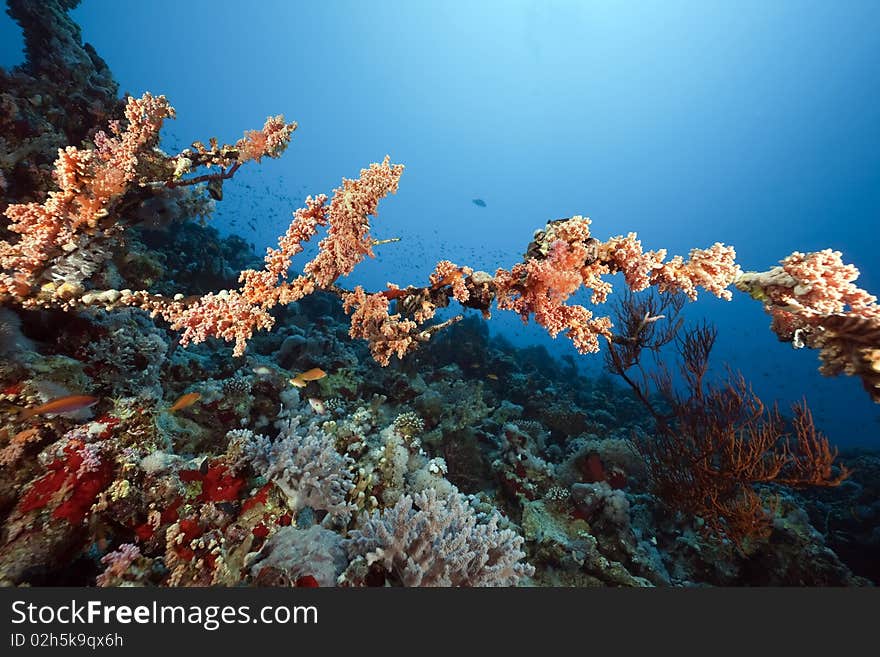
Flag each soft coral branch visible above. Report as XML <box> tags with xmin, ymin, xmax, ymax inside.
<box><xmin>0</xmin><ymin>92</ymin><xmax>174</xmax><ymax>302</ymax></box>
<box><xmin>2</xmin><ymin>90</ymin><xmax>877</xmax><ymax>403</ymax></box>
<box><xmin>736</xmin><ymin>250</ymin><xmax>880</xmax><ymax>401</ymax></box>
<box><xmin>0</xmin><ymin>92</ymin><xmax>296</xmax><ymax>311</ymax></box>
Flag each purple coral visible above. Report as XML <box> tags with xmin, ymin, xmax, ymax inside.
<box><xmin>262</xmin><ymin>417</ymin><xmax>356</xmax><ymax>523</ymax></box>
<box><xmin>96</xmin><ymin>544</ymin><xmax>141</xmax><ymax>587</ymax></box>
<box><xmin>249</xmin><ymin>525</ymin><xmax>347</xmax><ymax>587</ymax></box>
<box><xmin>345</xmin><ymin>489</ymin><xmax>534</xmax><ymax>587</ymax></box>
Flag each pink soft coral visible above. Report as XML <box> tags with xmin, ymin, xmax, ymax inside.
<box><xmin>304</xmin><ymin>156</ymin><xmax>404</xmax><ymax>287</ymax></box>
<box><xmin>342</xmin><ymin>286</ymin><xmax>419</xmax><ymax>366</ymax></box>
<box><xmin>1</xmin><ymin>93</ymin><xmax>174</xmax><ymax>302</ymax></box>
<box><xmin>494</xmin><ymin>216</ymin><xmax>739</xmax><ymax>355</ymax></box>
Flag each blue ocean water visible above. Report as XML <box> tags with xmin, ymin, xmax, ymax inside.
<box><xmin>2</xmin><ymin>0</ymin><xmax>878</xmax><ymax>445</ymax></box>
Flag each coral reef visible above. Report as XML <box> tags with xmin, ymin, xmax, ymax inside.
<box><xmin>0</xmin><ymin>0</ymin><xmax>876</xmax><ymax>589</ymax></box>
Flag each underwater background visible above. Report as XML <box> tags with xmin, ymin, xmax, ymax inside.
<box><xmin>10</xmin><ymin>0</ymin><xmax>874</xmax><ymax>445</ymax></box>
<box><xmin>0</xmin><ymin>0</ymin><xmax>879</xmax><ymax>587</ymax></box>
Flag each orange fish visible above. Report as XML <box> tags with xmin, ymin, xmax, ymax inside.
<box><xmin>169</xmin><ymin>392</ymin><xmax>201</xmax><ymax>413</ymax></box>
<box><xmin>289</xmin><ymin>367</ymin><xmax>327</xmax><ymax>388</ymax></box>
<box><xmin>19</xmin><ymin>395</ymin><xmax>99</xmax><ymax>420</ymax></box>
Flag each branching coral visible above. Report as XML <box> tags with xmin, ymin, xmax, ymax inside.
<box><xmin>0</xmin><ymin>91</ymin><xmax>296</xmax><ymax>320</ymax></box>
<box><xmin>342</xmin><ymin>286</ymin><xmax>420</xmax><ymax>366</ymax></box>
<box><xmin>736</xmin><ymin>250</ymin><xmax>880</xmax><ymax>401</ymax></box>
<box><xmin>344</xmin><ymin>489</ymin><xmax>534</xmax><ymax>586</ymax></box>
<box><xmin>641</xmin><ymin>376</ymin><xmax>849</xmax><ymax>548</ymax></box>
<box><xmin>0</xmin><ymin>93</ymin><xmax>174</xmax><ymax>302</ymax></box>
<box><xmin>256</xmin><ymin>416</ymin><xmax>357</xmax><ymax>524</ymax></box>
<box><xmin>0</xmin><ymin>55</ymin><xmax>876</xmax><ymax>401</ymax></box>
<box><xmin>604</xmin><ymin>297</ymin><xmax>850</xmax><ymax>548</ymax></box>
<box><xmin>249</xmin><ymin>525</ymin><xmax>348</xmax><ymax>587</ymax></box>
<box><xmin>493</xmin><ymin>217</ymin><xmax>738</xmax><ymax>355</ymax></box>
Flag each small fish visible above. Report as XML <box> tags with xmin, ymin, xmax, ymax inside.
<box><xmin>289</xmin><ymin>367</ymin><xmax>327</xmax><ymax>388</ymax></box>
<box><xmin>487</xmin><ymin>374</ymin><xmax>499</xmax><ymax>381</ymax></box>
<box><xmin>19</xmin><ymin>395</ymin><xmax>99</xmax><ymax>420</ymax></box>
<box><xmin>472</xmin><ymin>198</ymin><xmax>487</xmax><ymax>207</ymax></box>
<box><xmin>169</xmin><ymin>392</ymin><xmax>201</xmax><ymax>413</ymax></box>
<box><xmin>252</xmin><ymin>365</ymin><xmax>274</xmax><ymax>376</ymax></box>
<box><xmin>207</xmin><ymin>177</ymin><xmax>223</xmax><ymax>201</ymax></box>
<box><xmin>308</xmin><ymin>398</ymin><xmax>326</xmax><ymax>414</ymax></box>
